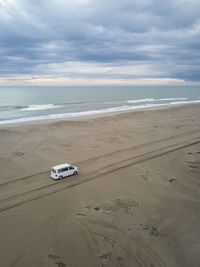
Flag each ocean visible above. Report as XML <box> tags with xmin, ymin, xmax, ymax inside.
<box><xmin>0</xmin><ymin>86</ymin><xmax>200</xmax><ymax>125</ymax></box>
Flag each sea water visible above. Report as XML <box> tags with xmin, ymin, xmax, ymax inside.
<box><xmin>0</xmin><ymin>86</ymin><xmax>199</xmax><ymax>125</ymax></box>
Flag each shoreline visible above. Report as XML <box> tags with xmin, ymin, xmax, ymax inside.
<box><xmin>0</xmin><ymin>102</ymin><xmax>199</xmax><ymax>180</ymax></box>
<box><xmin>1</xmin><ymin>101</ymin><xmax>200</xmax><ymax>128</ymax></box>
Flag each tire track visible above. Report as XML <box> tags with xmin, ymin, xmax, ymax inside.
<box><xmin>0</xmin><ymin>129</ymin><xmax>199</xmax><ymax>187</ymax></box>
<box><xmin>0</xmin><ymin>135</ymin><xmax>199</xmax><ymax>213</ymax></box>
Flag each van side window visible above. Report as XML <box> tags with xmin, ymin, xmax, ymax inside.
<box><xmin>58</xmin><ymin>167</ymin><xmax>68</xmax><ymax>173</ymax></box>
<box><xmin>69</xmin><ymin>166</ymin><xmax>74</xmax><ymax>170</ymax></box>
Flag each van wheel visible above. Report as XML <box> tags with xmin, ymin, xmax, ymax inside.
<box><xmin>73</xmin><ymin>171</ymin><xmax>77</xmax><ymax>175</ymax></box>
<box><xmin>59</xmin><ymin>175</ymin><xmax>63</xmax><ymax>179</ymax></box>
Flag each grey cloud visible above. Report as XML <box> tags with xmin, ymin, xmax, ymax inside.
<box><xmin>0</xmin><ymin>0</ymin><xmax>200</xmax><ymax>81</ymax></box>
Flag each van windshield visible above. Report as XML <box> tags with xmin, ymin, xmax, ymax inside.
<box><xmin>52</xmin><ymin>168</ymin><xmax>56</xmax><ymax>173</ymax></box>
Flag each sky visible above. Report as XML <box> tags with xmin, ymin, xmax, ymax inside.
<box><xmin>0</xmin><ymin>0</ymin><xmax>200</xmax><ymax>86</ymax></box>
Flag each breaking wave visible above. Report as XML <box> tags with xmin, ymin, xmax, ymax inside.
<box><xmin>127</xmin><ymin>97</ymin><xmax>188</xmax><ymax>103</ymax></box>
<box><xmin>20</xmin><ymin>104</ymin><xmax>63</xmax><ymax>111</ymax></box>
<box><xmin>1</xmin><ymin>99</ymin><xmax>200</xmax><ymax>125</ymax></box>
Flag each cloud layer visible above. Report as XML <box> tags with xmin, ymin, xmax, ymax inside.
<box><xmin>0</xmin><ymin>0</ymin><xmax>200</xmax><ymax>85</ymax></box>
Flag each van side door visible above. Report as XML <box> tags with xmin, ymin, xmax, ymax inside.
<box><xmin>62</xmin><ymin>167</ymin><xmax>69</xmax><ymax>177</ymax></box>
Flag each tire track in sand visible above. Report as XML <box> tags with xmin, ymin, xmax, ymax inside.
<box><xmin>0</xmin><ymin>132</ymin><xmax>199</xmax><ymax>212</ymax></box>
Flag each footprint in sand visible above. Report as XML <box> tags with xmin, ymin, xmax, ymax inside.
<box><xmin>48</xmin><ymin>254</ymin><xmax>66</xmax><ymax>267</ymax></box>
<box><xmin>12</xmin><ymin>151</ymin><xmax>25</xmax><ymax>157</ymax></box>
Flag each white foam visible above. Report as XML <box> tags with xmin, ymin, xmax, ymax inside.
<box><xmin>0</xmin><ymin>100</ymin><xmax>199</xmax><ymax>125</ymax></box>
<box><xmin>157</xmin><ymin>97</ymin><xmax>188</xmax><ymax>101</ymax></box>
<box><xmin>169</xmin><ymin>100</ymin><xmax>200</xmax><ymax>105</ymax></box>
<box><xmin>127</xmin><ymin>97</ymin><xmax>188</xmax><ymax>103</ymax></box>
<box><xmin>20</xmin><ymin>104</ymin><xmax>63</xmax><ymax>111</ymax></box>
<box><xmin>127</xmin><ymin>98</ymin><xmax>155</xmax><ymax>103</ymax></box>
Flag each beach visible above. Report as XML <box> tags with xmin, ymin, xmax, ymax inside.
<box><xmin>0</xmin><ymin>103</ymin><xmax>200</xmax><ymax>267</ymax></box>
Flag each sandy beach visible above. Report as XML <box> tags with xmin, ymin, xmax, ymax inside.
<box><xmin>0</xmin><ymin>103</ymin><xmax>200</xmax><ymax>267</ymax></box>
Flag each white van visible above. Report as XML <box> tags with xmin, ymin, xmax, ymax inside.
<box><xmin>51</xmin><ymin>163</ymin><xmax>78</xmax><ymax>180</ymax></box>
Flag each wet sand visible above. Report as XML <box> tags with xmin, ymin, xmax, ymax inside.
<box><xmin>0</xmin><ymin>103</ymin><xmax>200</xmax><ymax>267</ymax></box>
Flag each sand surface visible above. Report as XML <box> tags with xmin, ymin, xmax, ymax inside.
<box><xmin>0</xmin><ymin>104</ymin><xmax>200</xmax><ymax>267</ymax></box>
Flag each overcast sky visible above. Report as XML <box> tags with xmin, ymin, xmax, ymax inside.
<box><xmin>0</xmin><ymin>0</ymin><xmax>200</xmax><ymax>85</ymax></box>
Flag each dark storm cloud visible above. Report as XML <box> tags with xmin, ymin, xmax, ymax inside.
<box><xmin>0</xmin><ymin>0</ymin><xmax>200</xmax><ymax>81</ymax></box>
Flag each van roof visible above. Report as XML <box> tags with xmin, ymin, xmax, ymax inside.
<box><xmin>52</xmin><ymin>163</ymin><xmax>70</xmax><ymax>170</ymax></box>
